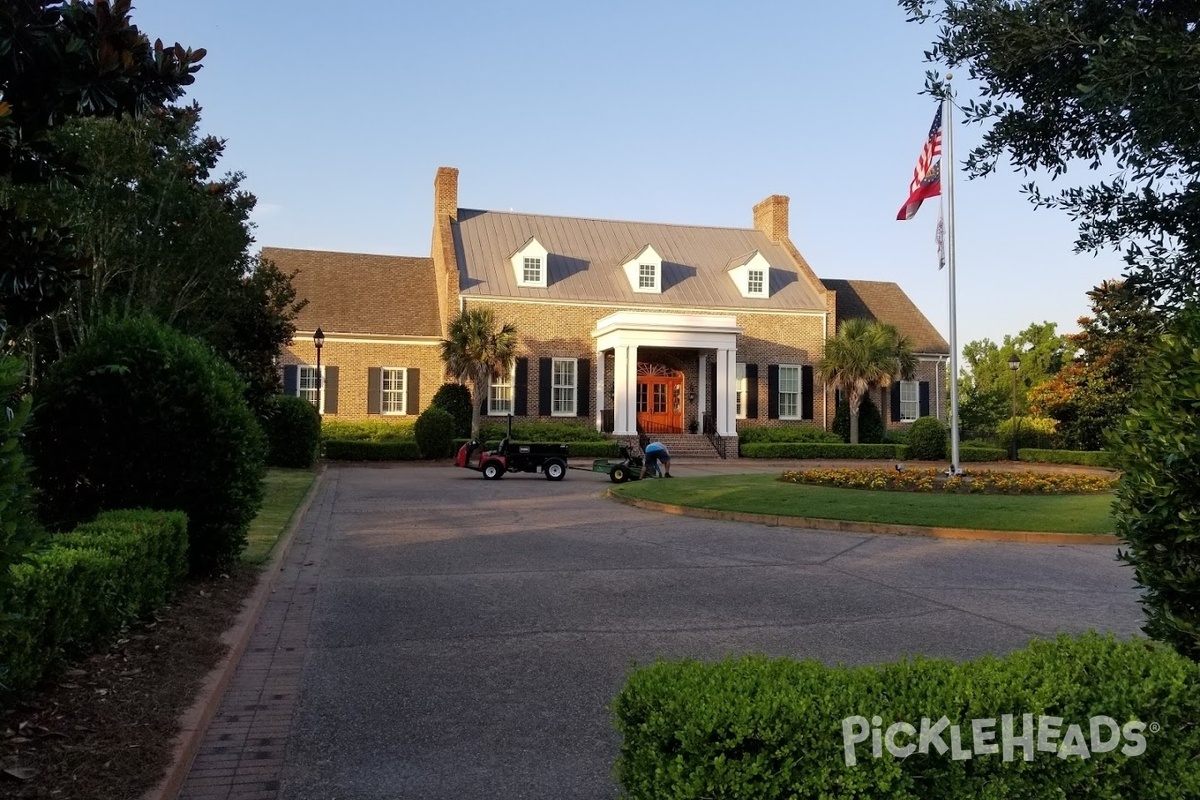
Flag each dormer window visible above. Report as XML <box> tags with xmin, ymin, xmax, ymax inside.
<box><xmin>728</xmin><ymin>250</ymin><xmax>771</xmax><ymax>298</ymax></box>
<box><xmin>511</xmin><ymin>236</ymin><xmax>549</xmax><ymax>288</ymax></box>
<box><xmin>621</xmin><ymin>244</ymin><xmax>662</xmax><ymax>294</ymax></box>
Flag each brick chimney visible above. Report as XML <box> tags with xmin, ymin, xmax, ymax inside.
<box><xmin>434</xmin><ymin>166</ymin><xmax>459</xmax><ymax>223</ymax></box>
<box><xmin>753</xmin><ymin>194</ymin><xmax>789</xmax><ymax>243</ymax></box>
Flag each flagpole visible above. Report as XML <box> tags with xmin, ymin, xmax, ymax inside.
<box><xmin>943</xmin><ymin>74</ymin><xmax>961</xmax><ymax>475</ymax></box>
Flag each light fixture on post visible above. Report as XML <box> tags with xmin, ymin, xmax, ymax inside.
<box><xmin>313</xmin><ymin>327</ymin><xmax>325</xmax><ymax>416</ymax></box>
<box><xmin>1007</xmin><ymin>352</ymin><xmax>1021</xmax><ymax>461</ymax></box>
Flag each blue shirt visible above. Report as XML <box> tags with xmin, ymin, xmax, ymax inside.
<box><xmin>645</xmin><ymin>442</ymin><xmax>668</xmax><ymax>455</ymax></box>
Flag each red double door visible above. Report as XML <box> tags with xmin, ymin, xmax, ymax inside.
<box><xmin>636</xmin><ymin>367</ymin><xmax>683</xmax><ymax>433</ymax></box>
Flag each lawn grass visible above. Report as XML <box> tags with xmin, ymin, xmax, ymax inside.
<box><xmin>243</xmin><ymin>468</ymin><xmax>319</xmax><ymax>563</ymax></box>
<box><xmin>613</xmin><ymin>474</ymin><xmax>1116</xmax><ymax>534</ymax></box>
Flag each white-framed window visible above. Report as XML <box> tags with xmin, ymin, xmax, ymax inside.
<box><xmin>381</xmin><ymin>367</ymin><xmax>407</xmax><ymax>415</ymax></box>
<box><xmin>778</xmin><ymin>365</ymin><xmax>800</xmax><ymax>419</ymax></box>
<box><xmin>900</xmin><ymin>380</ymin><xmax>919</xmax><ymax>422</ymax></box>
<box><xmin>522</xmin><ymin>256</ymin><xmax>542</xmax><ymax>284</ymax></box>
<box><xmin>551</xmin><ymin>358</ymin><xmax>577</xmax><ymax>416</ymax></box>
<box><xmin>638</xmin><ymin>263</ymin><xmax>656</xmax><ymax>290</ymax></box>
<box><xmin>488</xmin><ymin>366</ymin><xmax>515</xmax><ymax>416</ymax></box>
<box><xmin>298</xmin><ymin>365</ymin><xmax>323</xmax><ymax>412</ymax></box>
<box><xmin>735</xmin><ymin>362</ymin><xmax>747</xmax><ymax>419</ymax></box>
<box><xmin>747</xmin><ymin>269</ymin><xmax>764</xmax><ymax>295</ymax></box>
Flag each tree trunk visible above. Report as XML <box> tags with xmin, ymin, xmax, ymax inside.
<box><xmin>849</xmin><ymin>408</ymin><xmax>860</xmax><ymax>445</ymax></box>
<box><xmin>470</xmin><ymin>377</ymin><xmax>484</xmax><ymax>441</ymax></box>
<box><xmin>848</xmin><ymin>388</ymin><xmax>864</xmax><ymax>445</ymax></box>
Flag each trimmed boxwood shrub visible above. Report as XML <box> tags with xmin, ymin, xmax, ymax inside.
<box><xmin>321</xmin><ymin>419</ymin><xmax>415</xmax><ymax>441</ymax></box>
<box><xmin>832</xmin><ymin>395</ymin><xmax>886</xmax><ymax>444</ymax></box>
<box><xmin>430</xmin><ymin>382</ymin><xmax>473</xmax><ymax>438</ymax></box>
<box><xmin>450</xmin><ymin>439</ymin><xmax>619</xmax><ymax>458</ymax></box>
<box><xmin>414</xmin><ymin>406</ymin><xmax>456</xmax><ymax>459</ymax></box>
<box><xmin>478</xmin><ymin>421</ymin><xmax>607</xmax><ymax>442</ymax></box>
<box><xmin>613</xmin><ymin>632</ymin><xmax>1200</xmax><ymax>799</ymax></box>
<box><xmin>260</xmin><ymin>394</ymin><xmax>321</xmax><ymax>468</ymax></box>
<box><xmin>907</xmin><ymin>417</ymin><xmax>947</xmax><ymax>460</ymax></box>
<box><xmin>959</xmin><ymin>446</ymin><xmax>1009</xmax><ymax>462</ymax></box>
<box><xmin>1019</xmin><ymin>448</ymin><xmax>1113</xmax><ymax>467</ymax></box>
<box><xmin>741</xmin><ymin>442</ymin><xmax>908</xmax><ymax>459</ymax></box>
<box><xmin>738</xmin><ymin>426</ymin><xmax>842</xmax><ymax>445</ymax></box>
<box><xmin>0</xmin><ymin>510</ymin><xmax>189</xmax><ymax>701</ymax></box>
<box><xmin>323</xmin><ymin>440</ymin><xmax>422</xmax><ymax>461</ymax></box>
<box><xmin>998</xmin><ymin>415</ymin><xmax>1058</xmax><ymax>450</ymax></box>
<box><xmin>28</xmin><ymin>317</ymin><xmax>265</xmax><ymax>573</ymax></box>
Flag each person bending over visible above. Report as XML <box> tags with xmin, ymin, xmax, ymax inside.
<box><xmin>640</xmin><ymin>441</ymin><xmax>672</xmax><ymax>479</ymax></box>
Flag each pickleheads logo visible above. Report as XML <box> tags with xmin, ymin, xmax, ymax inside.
<box><xmin>841</xmin><ymin>714</ymin><xmax>1151</xmax><ymax>767</ymax></box>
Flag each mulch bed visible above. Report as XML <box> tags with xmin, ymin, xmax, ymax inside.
<box><xmin>1</xmin><ymin>565</ymin><xmax>261</xmax><ymax>800</ymax></box>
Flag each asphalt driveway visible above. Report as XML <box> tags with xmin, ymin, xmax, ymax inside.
<box><xmin>277</xmin><ymin>463</ymin><xmax>1142</xmax><ymax>799</ymax></box>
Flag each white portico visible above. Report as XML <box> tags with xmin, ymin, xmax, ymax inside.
<box><xmin>592</xmin><ymin>311</ymin><xmax>743</xmax><ymax>437</ymax></box>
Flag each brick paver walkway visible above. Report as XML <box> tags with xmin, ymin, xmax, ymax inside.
<box><xmin>176</xmin><ymin>472</ymin><xmax>337</xmax><ymax>800</ymax></box>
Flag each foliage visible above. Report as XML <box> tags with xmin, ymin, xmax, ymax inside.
<box><xmin>959</xmin><ymin>322</ymin><xmax>1068</xmax><ymax>424</ymax></box>
<box><xmin>452</xmin><ymin>438</ymin><xmax>619</xmax><ymax>458</ymax></box>
<box><xmin>0</xmin><ymin>1</ymin><xmax>205</xmax><ymax>332</ymax></box>
<box><xmin>0</xmin><ymin>509</ymin><xmax>188</xmax><ymax>700</ymax></box>
<box><xmin>1111</xmin><ymin>304</ymin><xmax>1200</xmax><ymax>660</ymax></box>
<box><xmin>740</xmin><ymin>442</ymin><xmax>907</xmax><ymax>460</ymax></box>
<box><xmin>430</xmin><ymin>382</ymin><xmax>473</xmax><ymax>439</ymax></box>
<box><xmin>260</xmin><ymin>395</ymin><xmax>320</xmax><ymax>469</ymax></box>
<box><xmin>958</xmin><ymin>446</ymin><xmax>1008</xmax><ymax>462</ymax></box>
<box><xmin>957</xmin><ymin>382</ymin><xmax>1009</xmax><ymax>439</ymax></box>
<box><xmin>27</xmin><ymin>316</ymin><xmax>265</xmax><ymax>573</ymax></box>
<box><xmin>479</xmin><ymin>420</ymin><xmax>607</xmax><ymax>443</ymax></box>
<box><xmin>907</xmin><ymin>416</ymin><xmax>947</xmax><ymax>460</ymax></box>
<box><xmin>997</xmin><ymin>415</ymin><xmax>1058</xmax><ymax>451</ymax></box>
<box><xmin>1029</xmin><ymin>281</ymin><xmax>1162</xmax><ymax>450</ymax></box>
<box><xmin>322</xmin><ymin>439</ymin><xmax>422</xmax><ymax>461</ymax></box>
<box><xmin>902</xmin><ymin>0</ymin><xmax>1200</xmax><ymax>308</ymax></box>
<box><xmin>613</xmin><ymin>632</ymin><xmax>1200</xmax><ymax>798</ymax></box>
<box><xmin>737</xmin><ymin>425</ymin><xmax>842</xmax><ymax>445</ymax></box>
<box><xmin>321</xmin><ymin>419</ymin><xmax>415</xmax><ymax>442</ymax></box>
<box><xmin>832</xmin><ymin>395</ymin><xmax>886</xmax><ymax>444</ymax></box>
<box><xmin>440</xmin><ymin>308</ymin><xmax>518</xmax><ymax>440</ymax></box>
<box><xmin>819</xmin><ymin>318</ymin><xmax>916</xmax><ymax>444</ymax></box>
<box><xmin>0</xmin><ymin>355</ymin><xmax>39</xmax><ymax>570</ymax></box>
<box><xmin>1019</xmin><ymin>448</ymin><xmax>1114</xmax><ymax>468</ymax></box>
<box><xmin>413</xmin><ymin>406</ymin><xmax>456</xmax><ymax>459</ymax></box>
<box><xmin>780</xmin><ymin>467</ymin><xmax>1114</xmax><ymax>495</ymax></box>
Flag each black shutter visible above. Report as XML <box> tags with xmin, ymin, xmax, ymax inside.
<box><xmin>324</xmin><ymin>367</ymin><xmax>339</xmax><ymax>415</ymax></box>
<box><xmin>801</xmin><ymin>365</ymin><xmax>814</xmax><ymax>421</ymax></box>
<box><xmin>891</xmin><ymin>382</ymin><xmax>902</xmax><ymax>423</ymax></box>
<box><xmin>745</xmin><ymin>364</ymin><xmax>759</xmax><ymax>420</ymax></box>
<box><xmin>407</xmin><ymin>369</ymin><xmax>420</xmax><ymax>415</ymax></box>
<box><xmin>919</xmin><ymin>381</ymin><xmax>930</xmax><ymax>418</ymax></box>
<box><xmin>367</xmin><ymin>368</ymin><xmax>382</xmax><ymax>414</ymax></box>
<box><xmin>283</xmin><ymin>365</ymin><xmax>298</xmax><ymax>396</ymax></box>
<box><xmin>577</xmin><ymin>359</ymin><xmax>591</xmax><ymax>417</ymax></box>
<box><xmin>767</xmin><ymin>365</ymin><xmax>780</xmax><ymax>419</ymax></box>
<box><xmin>514</xmin><ymin>358</ymin><xmax>528</xmax><ymax>416</ymax></box>
<box><xmin>835</xmin><ymin>387</ymin><xmax>843</xmax><ymax>409</ymax></box>
<box><xmin>709</xmin><ymin>362</ymin><xmax>717</xmax><ymax>413</ymax></box>
<box><xmin>538</xmin><ymin>358</ymin><xmax>552</xmax><ymax>416</ymax></box>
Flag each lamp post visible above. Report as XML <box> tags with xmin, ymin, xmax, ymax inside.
<box><xmin>313</xmin><ymin>327</ymin><xmax>325</xmax><ymax>416</ymax></box>
<box><xmin>1007</xmin><ymin>352</ymin><xmax>1020</xmax><ymax>460</ymax></box>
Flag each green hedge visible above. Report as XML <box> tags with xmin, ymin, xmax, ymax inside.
<box><xmin>1019</xmin><ymin>448</ymin><xmax>1113</xmax><ymax>467</ymax></box>
<box><xmin>960</xmin><ymin>446</ymin><xmax>1009</xmax><ymax>462</ymax></box>
<box><xmin>738</xmin><ymin>426</ymin><xmax>843</xmax><ymax>445</ymax></box>
<box><xmin>451</xmin><ymin>439</ymin><xmax>620</xmax><ymax>458</ymax></box>
<box><xmin>0</xmin><ymin>510</ymin><xmax>188</xmax><ymax>700</ymax></box>
<box><xmin>613</xmin><ymin>633</ymin><xmax>1200</xmax><ymax>799</ymax></box>
<box><xmin>323</xmin><ymin>439</ymin><xmax>422</xmax><ymax>461</ymax></box>
<box><xmin>321</xmin><ymin>419</ymin><xmax>415</xmax><ymax>442</ymax></box>
<box><xmin>741</xmin><ymin>442</ymin><xmax>908</xmax><ymax>459</ymax></box>
<box><xmin>478</xmin><ymin>421</ymin><xmax>607</xmax><ymax>442</ymax></box>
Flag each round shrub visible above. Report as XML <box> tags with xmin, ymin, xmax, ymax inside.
<box><xmin>430</xmin><ymin>382</ymin><xmax>473</xmax><ymax>439</ymax></box>
<box><xmin>28</xmin><ymin>316</ymin><xmax>266</xmax><ymax>573</ymax></box>
<box><xmin>998</xmin><ymin>415</ymin><xmax>1057</xmax><ymax>450</ymax></box>
<box><xmin>260</xmin><ymin>394</ymin><xmax>321</xmax><ymax>468</ymax></box>
<box><xmin>413</xmin><ymin>406</ymin><xmax>456</xmax><ymax>459</ymax></box>
<box><xmin>907</xmin><ymin>416</ymin><xmax>947</xmax><ymax>460</ymax></box>
<box><xmin>832</xmin><ymin>395</ymin><xmax>886</xmax><ymax>444</ymax></box>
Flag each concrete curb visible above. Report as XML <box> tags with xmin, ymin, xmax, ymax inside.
<box><xmin>606</xmin><ymin>491</ymin><xmax>1119</xmax><ymax>545</ymax></box>
<box><xmin>141</xmin><ymin>465</ymin><xmax>327</xmax><ymax>800</ymax></box>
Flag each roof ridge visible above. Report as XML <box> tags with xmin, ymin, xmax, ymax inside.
<box><xmin>457</xmin><ymin>207</ymin><xmax>761</xmax><ymax>234</ymax></box>
<box><xmin>262</xmin><ymin>246</ymin><xmax>430</xmax><ymax>261</ymax></box>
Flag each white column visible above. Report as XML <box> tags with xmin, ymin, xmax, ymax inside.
<box><xmin>613</xmin><ymin>344</ymin><xmax>639</xmax><ymax>435</ymax></box>
<box><xmin>595</xmin><ymin>350</ymin><xmax>606</xmax><ymax>432</ymax></box>
<box><xmin>716</xmin><ymin>347</ymin><xmax>736</xmax><ymax>436</ymax></box>
<box><xmin>697</xmin><ymin>352</ymin><xmax>707</xmax><ymax>431</ymax></box>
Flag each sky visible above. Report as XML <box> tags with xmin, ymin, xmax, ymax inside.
<box><xmin>133</xmin><ymin>0</ymin><xmax>1126</xmax><ymax>353</ymax></box>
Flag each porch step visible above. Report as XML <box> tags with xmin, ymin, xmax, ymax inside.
<box><xmin>623</xmin><ymin>433</ymin><xmax>729</xmax><ymax>459</ymax></box>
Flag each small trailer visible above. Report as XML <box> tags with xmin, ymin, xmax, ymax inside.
<box><xmin>454</xmin><ymin>417</ymin><xmax>569</xmax><ymax>480</ymax></box>
<box><xmin>583</xmin><ymin>445</ymin><xmax>649</xmax><ymax>483</ymax></box>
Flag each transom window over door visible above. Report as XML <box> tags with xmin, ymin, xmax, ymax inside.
<box><xmin>778</xmin><ymin>365</ymin><xmax>800</xmax><ymax>419</ymax></box>
<box><xmin>551</xmin><ymin>358</ymin><xmax>577</xmax><ymax>415</ymax></box>
<box><xmin>382</xmin><ymin>368</ymin><xmax>406</xmax><ymax>414</ymax></box>
<box><xmin>489</xmin><ymin>367</ymin><xmax>514</xmax><ymax>415</ymax></box>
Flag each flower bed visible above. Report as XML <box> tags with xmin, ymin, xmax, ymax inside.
<box><xmin>779</xmin><ymin>467</ymin><xmax>1116</xmax><ymax>494</ymax></box>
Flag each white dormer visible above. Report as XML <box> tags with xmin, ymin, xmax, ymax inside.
<box><xmin>510</xmin><ymin>236</ymin><xmax>549</xmax><ymax>288</ymax></box>
<box><xmin>621</xmin><ymin>244</ymin><xmax>663</xmax><ymax>294</ymax></box>
<box><xmin>727</xmin><ymin>251</ymin><xmax>771</xmax><ymax>298</ymax></box>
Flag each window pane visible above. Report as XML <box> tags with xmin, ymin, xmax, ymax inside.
<box><xmin>552</xmin><ymin>359</ymin><xmax>576</xmax><ymax>414</ymax></box>
<box><xmin>298</xmin><ymin>366</ymin><xmax>319</xmax><ymax>407</ymax></box>
<box><xmin>523</xmin><ymin>256</ymin><xmax>541</xmax><ymax>283</ymax></box>
<box><xmin>779</xmin><ymin>366</ymin><xmax>799</xmax><ymax>418</ymax></box>
<box><xmin>653</xmin><ymin>384</ymin><xmax>666</xmax><ymax>413</ymax></box>
<box><xmin>637</xmin><ymin>382</ymin><xmax>648</xmax><ymax>412</ymax></box>
<box><xmin>736</xmin><ymin>363</ymin><xmax>746</xmax><ymax>417</ymax></box>
<box><xmin>490</xmin><ymin>369</ymin><xmax>513</xmax><ymax>414</ymax></box>
<box><xmin>900</xmin><ymin>380</ymin><xmax>919</xmax><ymax>421</ymax></box>
<box><xmin>638</xmin><ymin>263</ymin><xmax>655</xmax><ymax>289</ymax></box>
<box><xmin>382</xmin><ymin>368</ymin><xmax>405</xmax><ymax>414</ymax></box>
<box><xmin>748</xmin><ymin>270</ymin><xmax>764</xmax><ymax>294</ymax></box>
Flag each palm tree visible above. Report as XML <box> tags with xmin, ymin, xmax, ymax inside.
<box><xmin>819</xmin><ymin>319</ymin><xmax>917</xmax><ymax>444</ymax></box>
<box><xmin>440</xmin><ymin>308</ymin><xmax>519</xmax><ymax>440</ymax></box>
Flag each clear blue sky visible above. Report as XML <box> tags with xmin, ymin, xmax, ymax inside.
<box><xmin>135</xmin><ymin>1</ymin><xmax>1124</xmax><ymax>352</ymax></box>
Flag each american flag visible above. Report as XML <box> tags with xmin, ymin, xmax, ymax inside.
<box><xmin>896</xmin><ymin>102</ymin><xmax>943</xmax><ymax>221</ymax></box>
